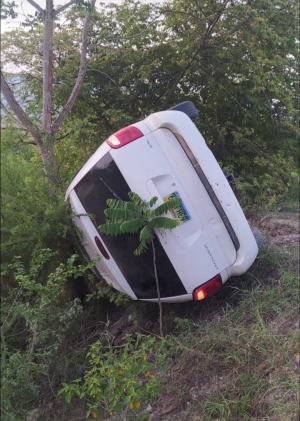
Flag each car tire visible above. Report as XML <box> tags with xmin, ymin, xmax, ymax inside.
<box><xmin>169</xmin><ymin>101</ymin><xmax>199</xmax><ymax>121</ymax></box>
<box><xmin>251</xmin><ymin>226</ymin><xmax>265</xmax><ymax>248</ymax></box>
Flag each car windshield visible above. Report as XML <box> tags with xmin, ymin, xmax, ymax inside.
<box><xmin>74</xmin><ymin>152</ymin><xmax>186</xmax><ymax>299</ymax></box>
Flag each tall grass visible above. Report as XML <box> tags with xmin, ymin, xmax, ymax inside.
<box><xmin>149</xmin><ymin>244</ymin><xmax>299</xmax><ymax>421</ymax></box>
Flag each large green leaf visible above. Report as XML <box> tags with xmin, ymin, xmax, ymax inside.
<box><xmin>153</xmin><ymin>198</ymin><xmax>182</xmax><ymax>217</ymax></box>
<box><xmin>151</xmin><ymin>217</ymin><xmax>178</xmax><ymax>229</ymax></box>
<box><xmin>104</xmin><ymin>208</ymin><xmax>136</xmax><ymax>222</ymax></box>
<box><xmin>139</xmin><ymin>225</ymin><xmax>153</xmax><ymax>242</ymax></box>
<box><xmin>99</xmin><ymin>223</ymin><xmax>122</xmax><ymax>236</ymax></box>
<box><xmin>149</xmin><ymin>196</ymin><xmax>158</xmax><ymax>207</ymax></box>
<box><xmin>106</xmin><ymin>199</ymin><xmax>126</xmax><ymax>210</ymax></box>
<box><xmin>142</xmin><ymin>208</ymin><xmax>154</xmax><ymax>220</ymax></box>
<box><xmin>133</xmin><ymin>239</ymin><xmax>148</xmax><ymax>256</ymax></box>
<box><xmin>124</xmin><ymin>201</ymin><xmax>139</xmax><ymax>213</ymax></box>
<box><xmin>128</xmin><ymin>192</ymin><xmax>148</xmax><ymax>208</ymax></box>
<box><xmin>120</xmin><ymin>218</ymin><xmax>145</xmax><ymax>234</ymax></box>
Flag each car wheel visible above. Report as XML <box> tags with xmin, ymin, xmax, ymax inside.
<box><xmin>251</xmin><ymin>226</ymin><xmax>265</xmax><ymax>248</ymax></box>
<box><xmin>169</xmin><ymin>101</ymin><xmax>199</xmax><ymax>121</ymax></box>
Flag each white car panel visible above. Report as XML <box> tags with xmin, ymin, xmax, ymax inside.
<box><xmin>65</xmin><ymin>105</ymin><xmax>258</xmax><ymax>302</ymax></box>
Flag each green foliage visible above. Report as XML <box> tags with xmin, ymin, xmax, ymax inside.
<box><xmin>0</xmin><ymin>0</ymin><xmax>17</xmax><ymax>19</ymax></box>
<box><xmin>1</xmin><ymin>1</ymin><xmax>299</xmax><ymax>418</ymax></box>
<box><xmin>150</xmin><ymin>217</ymin><xmax>178</xmax><ymax>230</ymax></box>
<box><xmin>1</xmin><ymin>251</ymin><xmax>94</xmax><ymax>419</ymax></box>
<box><xmin>58</xmin><ymin>334</ymin><xmax>167</xmax><ymax>418</ymax></box>
<box><xmin>99</xmin><ymin>192</ymin><xmax>180</xmax><ymax>255</ymax></box>
<box><xmin>2</xmin><ymin>0</ymin><xmax>298</xmax><ymax>206</ymax></box>
<box><xmin>0</xmin><ymin>126</ymin><xmax>73</xmax><ymax>272</ymax></box>
<box><xmin>85</xmin><ymin>279</ymin><xmax>131</xmax><ymax>306</ymax></box>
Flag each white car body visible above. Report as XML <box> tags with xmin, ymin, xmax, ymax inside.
<box><xmin>65</xmin><ymin>109</ymin><xmax>258</xmax><ymax>303</ymax></box>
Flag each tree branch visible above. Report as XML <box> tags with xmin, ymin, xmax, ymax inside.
<box><xmin>162</xmin><ymin>0</ymin><xmax>230</xmax><ymax>107</ymax></box>
<box><xmin>26</xmin><ymin>0</ymin><xmax>45</xmax><ymax>15</ymax></box>
<box><xmin>1</xmin><ymin>72</ymin><xmax>43</xmax><ymax>144</ymax></box>
<box><xmin>55</xmin><ymin>131</ymin><xmax>71</xmax><ymax>141</ymax></box>
<box><xmin>86</xmin><ymin>68</ymin><xmax>121</xmax><ymax>89</ymax></box>
<box><xmin>42</xmin><ymin>0</ymin><xmax>54</xmax><ymax>131</ymax></box>
<box><xmin>54</xmin><ymin>0</ymin><xmax>78</xmax><ymax>17</ymax></box>
<box><xmin>51</xmin><ymin>0</ymin><xmax>96</xmax><ymax>135</ymax></box>
<box><xmin>0</xmin><ymin>285</ymin><xmax>23</xmax><ymax>338</ymax></box>
<box><xmin>1</xmin><ymin>102</ymin><xmax>24</xmax><ymax>128</ymax></box>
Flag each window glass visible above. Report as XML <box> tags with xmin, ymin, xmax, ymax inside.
<box><xmin>74</xmin><ymin>152</ymin><xmax>186</xmax><ymax>299</ymax></box>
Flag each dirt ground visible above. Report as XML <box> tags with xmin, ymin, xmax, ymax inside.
<box><xmin>248</xmin><ymin>212</ymin><xmax>299</xmax><ymax>248</ymax></box>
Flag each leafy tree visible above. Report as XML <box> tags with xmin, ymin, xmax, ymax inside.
<box><xmin>0</xmin><ymin>0</ymin><xmax>17</xmax><ymax>19</ymax></box>
<box><xmin>1</xmin><ymin>0</ymin><xmax>298</xmax><ymax>205</ymax></box>
<box><xmin>160</xmin><ymin>0</ymin><xmax>299</xmax><ymax>206</ymax></box>
<box><xmin>0</xmin><ymin>125</ymin><xmax>72</xmax><ymax>272</ymax></box>
<box><xmin>1</xmin><ymin>0</ymin><xmax>96</xmax><ymax>187</ymax></box>
<box><xmin>99</xmin><ymin>192</ymin><xmax>181</xmax><ymax>337</ymax></box>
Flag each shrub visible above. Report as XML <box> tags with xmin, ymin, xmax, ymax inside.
<box><xmin>58</xmin><ymin>333</ymin><xmax>168</xmax><ymax>419</ymax></box>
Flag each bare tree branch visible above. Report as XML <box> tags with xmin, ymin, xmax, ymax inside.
<box><xmin>1</xmin><ymin>102</ymin><xmax>25</xmax><ymax>128</ymax></box>
<box><xmin>51</xmin><ymin>0</ymin><xmax>96</xmax><ymax>135</ymax></box>
<box><xmin>54</xmin><ymin>0</ymin><xmax>78</xmax><ymax>17</ymax></box>
<box><xmin>206</xmin><ymin>0</ymin><xmax>229</xmax><ymax>38</ymax></box>
<box><xmin>86</xmin><ymin>68</ymin><xmax>121</xmax><ymax>89</ymax></box>
<box><xmin>26</xmin><ymin>0</ymin><xmax>45</xmax><ymax>15</ymax></box>
<box><xmin>162</xmin><ymin>0</ymin><xmax>230</xmax><ymax>107</ymax></box>
<box><xmin>55</xmin><ymin>131</ymin><xmax>71</xmax><ymax>141</ymax></box>
<box><xmin>1</xmin><ymin>72</ymin><xmax>42</xmax><ymax>143</ymax></box>
<box><xmin>19</xmin><ymin>2</ymin><xmax>43</xmax><ymax>53</ymax></box>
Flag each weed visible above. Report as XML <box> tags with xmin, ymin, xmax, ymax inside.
<box><xmin>58</xmin><ymin>333</ymin><xmax>168</xmax><ymax>418</ymax></box>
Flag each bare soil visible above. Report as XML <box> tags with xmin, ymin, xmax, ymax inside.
<box><xmin>248</xmin><ymin>212</ymin><xmax>299</xmax><ymax>247</ymax></box>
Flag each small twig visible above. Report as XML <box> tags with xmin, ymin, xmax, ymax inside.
<box><xmin>43</xmin><ymin>359</ymin><xmax>58</xmax><ymax>400</ymax></box>
<box><xmin>55</xmin><ymin>131</ymin><xmax>71</xmax><ymax>142</ymax></box>
<box><xmin>86</xmin><ymin>68</ymin><xmax>121</xmax><ymax>89</ymax></box>
<box><xmin>138</xmin><ymin>326</ymin><xmax>163</xmax><ymax>340</ymax></box>
<box><xmin>0</xmin><ymin>408</ymin><xmax>18</xmax><ymax>420</ymax></box>
<box><xmin>1</xmin><ymin>286</ymin><xmax>23</xmax><ymax>338</ymax></box>
<box><xmin>152</xmin><ymin>239</ymin><xmax>163</xmax><ymax>338</ymax></box>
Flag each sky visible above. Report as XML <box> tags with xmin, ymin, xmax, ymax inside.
<box><xmin>1</xmin><ymin>0</ymin><xmax>165</xmax><ymax>32</ymax></box>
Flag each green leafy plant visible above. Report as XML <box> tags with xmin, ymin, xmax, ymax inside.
<box><xmin>0</xmin><ymin>251</ymin><xmax>94</xmax><ymax>420</ymax></box>
<box><xmin>58</xmin><ymin>333</ymin><xmax>168</xmax><ymax>419</ymax></box>
<box><xmin>85</xmin><ymin>280</ymin><xmax>131</xmax><ymax>306</ymax></box>
<box><xmin>99</xmin><ymin>191</ymin><xmax>181</xmax><ymax>337</ymax></box>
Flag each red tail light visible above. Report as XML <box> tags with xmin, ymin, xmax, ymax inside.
<box><xmin>106</xmin><ymin>126</ymin><xmax>143</xmax><ymax>149</ymax></box>
<box><xmin>95</xmin><ymin>236</ymin><xmax>110</xmax><ymax>260</ymax></box>
<box><xmin>193</xmin><ymin>275</ymin><xmax>222</xmax><ymax>300</ymax></box>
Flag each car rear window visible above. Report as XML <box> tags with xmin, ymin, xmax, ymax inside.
<box><xmin>74</xmin><ymin>152</ymin><xmax>186</xmax><ymax>299</ymax></box>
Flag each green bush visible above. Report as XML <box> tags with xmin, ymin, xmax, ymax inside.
<box><xmin>59</xmin><ymin>333</ymin><xmax>168</xmax><ymax>419</ymax></box>
<box><xmin>0</xmin><ymin>251</ymin><xmax>94</xmax><ymax>420</ymax></box>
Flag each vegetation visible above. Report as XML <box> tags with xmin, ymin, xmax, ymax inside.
<box><xmin>58</xmin><ymin>333</ymin><xmax>167</xmax><ymax>418</ymax></box>
<box><xmin>0</xmin><ymin>0</ymin><xmax>299</xmax><ymax>420</ymax></box>
<box><xmin>99</xmin><ymin>192</ymin><xmax>181</xmax><ymax>337</ymax></box>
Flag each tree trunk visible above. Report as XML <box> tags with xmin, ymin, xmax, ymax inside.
<box><xmin>1</xmin><ymin>0</ymin><xmax>96</xmax><ymax>189</ymax></box>
<box><xmin>42</xmin><ymin>0</ymin><xmax>54</xmax><ymax>131</ymax></box>
<box><xmin>1</xmin><ymin>72</ymin><xmax>59</xmax><ymax>186</ymax></box>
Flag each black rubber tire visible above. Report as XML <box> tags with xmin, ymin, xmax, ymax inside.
<box><xmin>251</xmin><ymin>226</ymin><xmax>265</xmax><ymax>248</ymax></box>
<box><xmin>169</xmin><ymin>101</ymin><xmax>199</xmax><ymax>121</ymax></box>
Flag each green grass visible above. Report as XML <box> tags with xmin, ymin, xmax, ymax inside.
<box><xmin>149</xmin><ymin>243</ymin><xmax>299</xmax><ymax>421</ymax></box>
<box><xmin>20</xmin><ymin>219</ymin><xmax>299</xmax><ymax>421</ymax></box>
